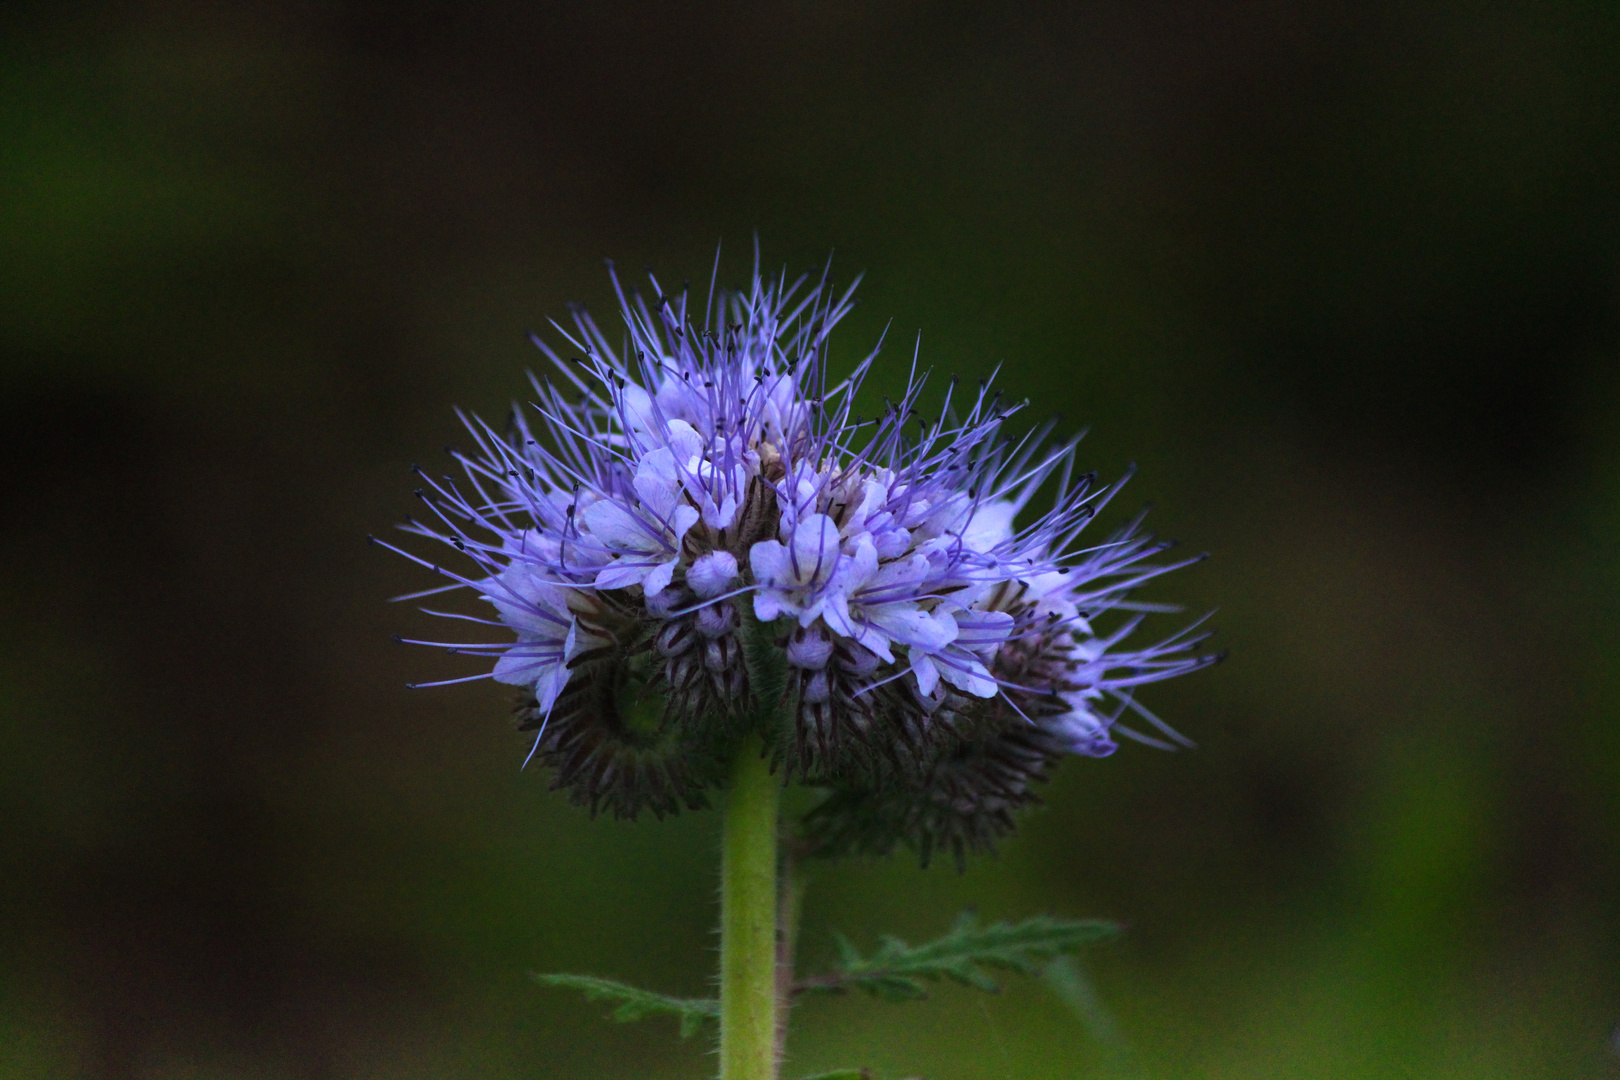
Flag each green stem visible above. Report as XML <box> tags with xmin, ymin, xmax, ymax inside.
<box><xmin>774</xmin><ymin>841</ymin><xmax>809</xmax><ymax>1068</ymax></box>
<box><xmin>720</xmin><ymin>734</ymin><xmax>779</xmax><ymax>1080</ymax></box>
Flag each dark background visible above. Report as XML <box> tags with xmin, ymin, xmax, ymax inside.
<box><xmin>3</xmin><ymin>2</ymin><xmax>1618</xmax><ymax>1077</ymax></box>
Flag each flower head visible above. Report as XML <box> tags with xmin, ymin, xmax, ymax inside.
<box><xmin>383</xmin><ymin>253</ymin><xmax>1217</xmax><ymax>853</ymax></box>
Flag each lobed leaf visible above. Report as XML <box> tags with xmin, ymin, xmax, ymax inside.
<box><xmin>531</xmin><ymin>972</ymin><xmax>719</xmax><ymax>1038</ymax></box>
<box><xmin>800</xmin><ymin>911</ymin><xmax>1119</xmax><ymax>1001</ymax></box>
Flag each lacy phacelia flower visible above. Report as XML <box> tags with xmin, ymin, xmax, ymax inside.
<box><xmin>382</xmin><ymin>258</ymin><xmax>1218</xmax><ymax>855</ymax></box>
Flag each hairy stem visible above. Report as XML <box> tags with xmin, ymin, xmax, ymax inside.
<box><xmin>720</xmin><ymin>734</ymin><xmax>779</xmax><ymax>1080</ymax></box>
<box><xmin>774</xmin><ymin>841</ymin><xmax>809</xmax><ymax>1066</ymax></box>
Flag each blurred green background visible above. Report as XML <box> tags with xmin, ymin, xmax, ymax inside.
<box><xmin>2</xmin><ymin>2</ymin><xmax>1617</xmax><ymax>1077</ymax></box>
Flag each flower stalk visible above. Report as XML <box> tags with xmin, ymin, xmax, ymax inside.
<box><xmin>719</xmin><ymin>734</ymin><xmax>779</xmax><ymax>1080</ymax></box>
<box><xmin>387</xmin><ymin>254</ymin><xmax>1219</xmax><ymax>1075</ymax></box>
<box><xmin>775</xmin><ymin>839</ymin><xmax>809</xmax><ymax>1067</ymax></box>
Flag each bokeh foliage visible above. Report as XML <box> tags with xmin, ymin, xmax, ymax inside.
<box><xmin>1</xmin><ymin>2</ymin><xmax>1617</xmax><ymax>1078</ymax></box>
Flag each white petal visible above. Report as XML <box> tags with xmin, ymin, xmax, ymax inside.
<box><xmin>961</xmin><ymin>500</ymin><xmax>1018</xmax><ymax>552</ymax></box>
<box><xmin>868</xmin><ymin>604</ymin><xmax>956</xmax><ymax>652</ymax></box>
<box><xmin>871</xmin><ymin>525</ymin><xmax>912</xmax><ymax>559</ymax></box>
<box><xmin>703</xmin><ymin>493</ymin><xmax>739</xmax><ymax>530</ymax></box>
<box><xmin>749</xmin><ymin>540</ymin><xmax>790</xmax><ymax>586</ymax></box>
<box><xmin>851</xmin><ymin>622</ymin><xmax>896</xmax><ymax>663</ymax></box>
<box><xmin>835</xmin><ymin>534</ymin><xmax>880</xmax><ymax>592</ymax></box>
<box><xmin>841</xmin><ymin>478</ymin><xmax>888</xmax><ymax>536</ymax></box>
<box><xmin>665</xmin><ymin>419</ymin><xmax>705</xmax><ymax>462</ymax></box>
<box><xmin>643</xmin><ymin>556</ymin><xmax>677</xmax><ymax>598</ymax></box>
<box><xmin>866</xmin><ymin>552</ymin><xmax>930</xmax><ymax>592</ymax></box>
<box><xmin>656</xmin><ymin>379</ymin><xmax>705</xmax><ymax>427</ymax></box>
<box><xmin>669</xmin><ymin>504</ymin><xmax>700</xmax><ymax>544</ymax></box>
<box><xmin>594</xmin><ymin>561</ymin><xmax>648</xmax><ymax>590</ymax></box>
<box><xmin>482</xmin><ymin>569</ymin><xmax>568</xmax><ymax>635</ymax></box>
<box><xmin>532</xmin><ymin>661</ymin><xmax>569</xmax><ymax>715</ymax></box>
<box><xmin>753</xmin><ymin>591</ymin><xmax>788</xmax><ymax>622</ymax></box>
<box><xmin>911</xmin><ymin>653</ymin><xmax>940</xmax><ymax>696</ymax></box>
<box><xmin>582</xmin><ymin>499</ymin><xmax>656</xmax><ymax>553</ymax></box>
<box><xmin>790</xmin><ymin>514</ymin><xmax>841</xmax><ymax>587</ymax></box>
<box><xmin>493</xmin><ymin>644</ymin><xmax>555</xmax><ymax>686</ymax></box>
<box><xmin>820</xmin><ymin>592</ymin><xmax>859</xmax><ymax>640</ymax></box>
<box><xmin>951</xmin><ymin>609</ymin><xmax>1015</xmax><ymax>654</ymax></box>
<box><xmin>633</xmin><ymin>447</ymin><xmax>683</xmax><ymax>522</ymax></box>
<box><xmin>621</xmin><ymin>383</ymin><xmax>660</xmax><ymax>438</ymax></box>
<box><xmin>939</xmin><ymin>655</ymin><xmax>999</xmax><ymax>698</ymax></box>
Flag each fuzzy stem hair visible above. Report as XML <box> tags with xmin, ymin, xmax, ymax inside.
<box><xmin>719</xmin><ymin>735</ymin><xmax>780</xmax><ymax>1080</ymax></box>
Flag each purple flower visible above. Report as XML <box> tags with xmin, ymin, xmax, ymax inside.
<box><xmin>383</xmin><ymin>252</ymin><xmax>1217</xmax><ymax>836</ymax></box>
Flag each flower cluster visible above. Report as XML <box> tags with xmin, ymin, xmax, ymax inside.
<box><xmin>383</xmin><ymin>259</ymin><xmax>1217</xmax><ymax>861</ymax></box>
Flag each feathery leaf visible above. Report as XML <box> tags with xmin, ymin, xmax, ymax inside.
<box><xmin>531</xmin><ymin>972</ymin><xmax>718</xmax><ymax>1038</ymax></box>
<box><xmin>798</xmin><ymin>912</ymin><xmax>1119</xmax><ymax>1002</ymax></box>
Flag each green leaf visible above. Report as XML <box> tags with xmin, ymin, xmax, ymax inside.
<box><xmin>531</xmin><ymin>972</ymin><xmax>719</xmax><ymax>1039</ymax></box>
<box><xmin>800</xmin><ymin>911</ymin><xmax>1120</xmax><ymax>1002</ymax></box>
<box><xmin>795</xmin><ymin>1071</ymin><xmax>870</xmax><ymax>1080</ymax></box>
